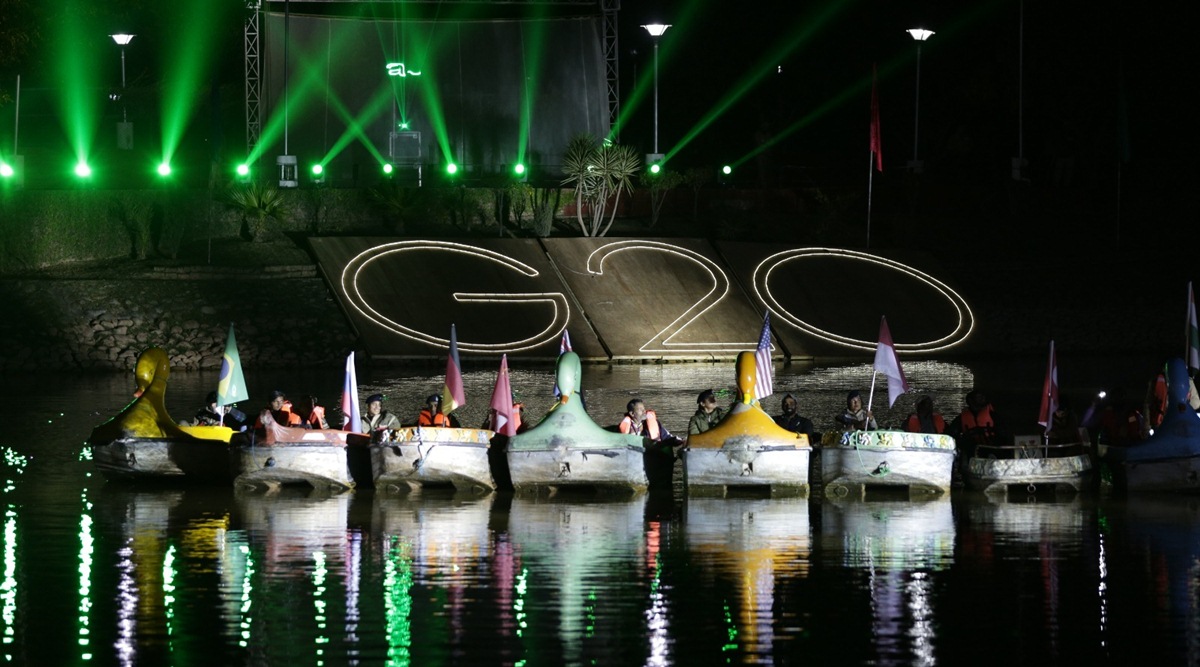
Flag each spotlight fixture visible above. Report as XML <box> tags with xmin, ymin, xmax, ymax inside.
<box><xmin>446</xmin><ymin>163</ymin><xmax>458</xmax><ymax>176</ymax></box>
<box><xmin>311</xmin><ymin>163</ymin><xmax>326</xmax><ymax>184</ymax></box>
<box><xmin>157</xmin><ymin>162</ymin><xmax>171</xmax><ymax>177</ymax></box>
<box><xmin>74</xmin><ymin>162</ymin><xmax>92</xmax><ymax>178</ymax></box>
<box><xmin>0</xmin><ymin>163</ymin><xmax>13</xmax><ymax>178</ymax></box>
<box><xmin>649</xmin><ymin>163</ymin><xmax>661</xmax><ymax>175</ymax></box>
<box><xmin>383</xmin><ymin>163</ymin><xmax>394</xmax><ymax>175</ymax></box>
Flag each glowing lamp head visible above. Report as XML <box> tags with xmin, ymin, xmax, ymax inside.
<box><xmin>641</xmin><ymin>23</ymin><xmax>671</xmax><ymax>38</ymax></box>
<box><xmin>907</xmin><ymin>28</ymin><xmax>934</xmax><ymax>41</ymax></box>
<box><xmin>236</xmin><ymin>164</ymin><xmax>250</xmax><ymax>177</ymax></box>
<box><xmin>157</xmin><ymin>162</ymin><xmax>171</xmax><ymax>177</ymax></box>
<box><xmin>649</xmin><ymin>163</ymin><xmax>661</xmax><ymax>174</ymax></box>
<box><xmin>74</xmin><ymin>162</ymin><xmax>92</xmax><ymax>178</ymax></box>
<box><xmin>383</xmin><ymin>163</ymin><xmax>393</xmax><ymax>174</ymax></box>
<box><xmin>0</xmin><ymin>163</ymin><xmax>12</xmax><ymax>178</ymax></box>
<box><xmin>312</xmin><ymin>164</ymin><xmax>324</xmax><ymax>176</ymax></box>
<box><xmin>514</xmin><ymin>163</ymin><xmax>525</xmax><ymax>176</ymax></box>
<box><xmin>446</xmin><ymin>163</ymin><xmax>458</xmax><ymax>175</ymax></box>
<box><xmin>722</xmin><ymin>165</ymin><xmax>732</xmax><ymax>175</ymax></box>
<box><xmin>110</xmin><ymin>33</ymin><xmax>135</xmax><ymax>46</ymax></box>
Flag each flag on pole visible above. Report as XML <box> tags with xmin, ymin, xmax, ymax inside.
<box><xmin>560</xmin><ymin>329</ymin><xmax>573</xmax><ymax>355</ymax></box>
<box><xmin>1037</xmin><ymin>340</ymin><xmax>1059</xmax><ymax>437</ymax></box>
<box><xmin>753</xmin><ymin>312</ymin><xmax>774</xmax><ymax>401</ymax></box>
<box><xmin>442</xmin><ymin>323</ymin><xmax>466</xmax><ymax>414</ymax></box>
<box><xmin>217</xmin><ymin>323</ymin><xmax>249</xmax><ymax>407</ymax></box>
<box><xmin>873</xmin><ymin>316</ymin><xmax>908</xmax><ymax>407</ymax></box>
<box><xmin>341</xmin><ymin>351</ymin><xmax>362</xmax><ymax>432</ymax></box>
<box><xmin>870</xmin><ymin>64</ymin><xmax>883</xmax><ymax>172</ymax></box>
<box><xmin>1187</xmin><ymin>281</ymin><xmax>1199</xmax><ymax>373</ymax></box>
<box><xmin>489</xmin><ymin>354</ymin><xmax>516</xmax><ymax>436</ymax></box>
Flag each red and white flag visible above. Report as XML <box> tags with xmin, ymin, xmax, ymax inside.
<box><xmin>869</xmin><ymin>64</ymin><xmax>883</xmax><ymax>172</ymax></box>
<box><xmin>753</xmin><ymin>312</ymin><xmax>774</xmax><ymax>401</ymax></box>
<box><xmin>441</xmin><ymin>324</ymin><xmax>466</xmax><ymax>414</ymax></box>
<box><xmin>1037</xmin><ymin>340</ymin><xmax>1059</xmax><ymax>437</ymax></box>
<box><xmin>489</xmin><ymin>354</ymin><xmax>516</xmax><ymax>436</ymax></box>
<box><xmin>873</xmin><ymin>316</ymin><xmax>908</xmax><ymax>407</ymax></box>
<box><xmin>341</xmin><ymin>351</ymin><xmax>362</xmax><ymax>432</ymax></box>
<box><xmin>1187</xmin><ymin>282</ymin><xmax>1199</xmax><ymax>373</ymax></box>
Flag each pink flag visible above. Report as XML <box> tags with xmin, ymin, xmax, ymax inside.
<box><xmin>1037</xmin><ymin>340</ymin><xmax>1059</xmax><ymax>437</ymax></box>
<box><xmin>873</xmin><ymin>316</ymin><xmax>908</xmax><ymax>407</ymax></box>
<box><xmin>441</xmin><ymin>324</ymin><xmax>466</xmax><ymax>414</ymax></box>
<box><xmin>753</xmin><ymin>312</ymin><xmax>774</xmax><ymax>401</ymax></box>
<box><xmin>489</xmin><ymin>354</ymin><xmax>516</xmax><ymax>436</ymax></box>
<box><xmin>341</xmin><ymin>351</ymin><xmax>362</xmax><ymax>432</ymax></box>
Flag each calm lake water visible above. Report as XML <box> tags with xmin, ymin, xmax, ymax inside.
<box><xmin>3</xmin><ymin>356</ymin><xmax>1196</xmax><ymax>666</ymax></box>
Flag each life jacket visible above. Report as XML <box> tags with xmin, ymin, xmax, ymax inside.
<box><xmin>620</xmin><ymin>410</ymin><xmax>662</xmax><ymax>440</ymax></box>
<box><xmin>960</xmin><ymin>405</ymin><xmax>994</xmax><ymax>431</ymax></box>
<box><xmin>905</xmin><ymin>413</ymin><xmax>946</xmax><ymax>434</ymax></box>
<box><xmin>1151</xmin><ymin>374</ymin><xmax>1167</xmax><ymax>427</ymax></box>
<box><xmin>309</xmin><ymin>405</ymin><xmax>328</xmax><ymax>429</ymax></box>
<box><xmin>255</xmin><ymin>407</ymin><xmax>302</xmax><ymax>429</ymax></box>
<box><xmin>418</xmin><ymin>409</ymin><xmax>449</xmax><ymax>427</ymax></box>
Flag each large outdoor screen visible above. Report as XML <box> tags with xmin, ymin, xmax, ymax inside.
<box><xmin>263</xmin><ymin>12</ymin><xmax>609</xmax><ymax>183</ymax></box>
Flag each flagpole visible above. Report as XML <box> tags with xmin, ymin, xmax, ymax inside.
<box><xmin>867</xmin><ymin>370</ymin><xmax>878</xmax><ymax>415</ymax></box>
<box><xmin>866</xmin><ymin>152</ymin><xmax>874</xmax><ymax>251</ymax></box>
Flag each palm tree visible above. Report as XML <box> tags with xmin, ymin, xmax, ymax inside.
<box><xmin>224</xmin><ymin>181</ymin><xmax>286</xmax><ymax>242</ymax></box>
<box><xmin>561</xmin><ymin>134</ymin><xmax>640</xmax><ymax>237</ymax></box>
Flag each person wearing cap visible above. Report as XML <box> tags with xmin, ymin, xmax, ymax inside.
<box><xmin>255</xmin><ymin>389</ymin><xmax>303</xmax><ymax>429</ymax></box>
<box><xmin>688</xmin><ymin>389</ymin><xmax>726</xmax><ymax>435</ymax></box>
<box><xmin>774</xmin><ymin>393</ymin><xmax>816</xmax><ymax>441</ymax></box>
<box><xmin>835</xmin><ymin>390</ymin><xmax>877</xmax><ymax>431</ymax></box>
<box><xmin>416</xmin><ymin>394</ymin><xmax>453</xmax><ymax>427</ymax></box>
<box><xmin>363</xmin><ymin>393</ymin><xmax>401</xmax><ymax>433</ymax></box>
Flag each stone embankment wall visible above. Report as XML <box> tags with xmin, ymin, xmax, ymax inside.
<box><xmin>0</xmin><ymin>266</ymin><xmax>356</xmax><ymax>373</ymax></box>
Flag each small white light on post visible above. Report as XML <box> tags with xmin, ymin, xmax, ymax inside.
<box><xmin>110</xmin><ymin>34</ymin><xmax>135</xmax><ymax>149</ymax></box>
<box><xmin>906</xmin><ymin>28</ymin><xmax>933</xmax><ymax>173</ymax></box>
<box><xmin>641</xmin><ymin>23</ymin><xmax>671</xmax><ymax>157</ymax></box>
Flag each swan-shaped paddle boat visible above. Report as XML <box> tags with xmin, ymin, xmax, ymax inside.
<box><xmin>506</xmin><ymin>351</ymin><xmax>648</xmax><ymax>493</ymax></box>
<box><xmin>88</xmin><ymin>347</ymin><xmax>239</xmax><ymax>483</ymax></box>
<box><xmin>1118</xmin><ymin>358</ymin><xmax>1200</xmax><ymax>493</ymax></box>
<box><xmin>683</xmin><ymin>351</ymin><xmax>811</xmax><ymax>495</ymax></box>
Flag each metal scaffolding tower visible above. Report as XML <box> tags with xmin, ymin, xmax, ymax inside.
<box><xmin>244</xmin><ymin>0</ymin><xmax>262</xmax><ymax>155</ymax></box>
<box><xmin>601</xmin><ymin>0</ymin><xmax>620</xmax><ymax>138</ymax></box>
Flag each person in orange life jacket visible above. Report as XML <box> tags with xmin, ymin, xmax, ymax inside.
<box><xmin>904</xmin><ymin>395</ymin><xmax>946</xmax><ymax>435</ymax></box>
<box><xmin>836</xmin><ymin>390</ymin><xmax>877</xmax><ymax>431</ymax></box>
<box><xmin>363</xmin><ymin>394</ymin><xmax>401</xmax><ymax>433</ymax></box>
<box><xmin>416</xmin><ymin>394</ymin><xmax>460</xmax><ymax>427</ymax></box>
<box><xmin>1146</xmin><ymin>372</ymin><xmax>1168</xmax><ymax>429</ymax></box>
<box><xmin>256</xmin><ymin>390</ymin><xmax>302</xmax><ymax>429</ymax></box>
<box><xmin>619</xmin><ymin>398</ymin><xmax>673</xmax><ymax>442</ymax></box>
<box><xmin>295</xmin><ymin>394</ymin><xmax>329</xmax><ymax>430</ymax></box>
<box><xmin>774</xmin><ymin>393</ymin><xmax>817</xmax><ymax>441</ymax></box>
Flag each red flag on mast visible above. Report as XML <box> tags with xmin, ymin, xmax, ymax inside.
<box><xmin>1037</xmin><ymin>340</ymin><xmax>1059</xmax><ymax>438</ymax></box>
<box><xmin>870</xmin><ymin>64</ymin><xmax>883</xmax><ymax>172</ymax></box>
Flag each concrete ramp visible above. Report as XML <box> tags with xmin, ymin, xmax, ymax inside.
<box><xmin>310</xmin><ymin>237</ymin><xmax>977</xmax><ymax>362</ymax></box>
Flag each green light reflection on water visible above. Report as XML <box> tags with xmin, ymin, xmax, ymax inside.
<box><xmin>383</xmin><ymin>536</ymin><xmax>413</xmax><ymax>666</ymax></box>
<box><xmin>3</xmin><ymin>506</ymin><xmax>17</xmax><ymax>660</ymax></box>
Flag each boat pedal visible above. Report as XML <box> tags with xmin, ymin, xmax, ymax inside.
<box><xmin>740</xmin><ymin>462</ymin><xmax>753</xmax><ymax>476</ymax></box>
<box><xmin>264</xmin><ymin>457</ymin><xmax>276</xmax><ymax>468</ymax></box>
<box><xmin>558</xmin><ymin>462</ymin><xmax>571</xmax><ymax>477</ymax></box>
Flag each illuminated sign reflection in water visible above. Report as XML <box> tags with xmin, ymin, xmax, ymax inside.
<box><xmin>77</xmin><ymin>493</ymin><xmax>94</xmax><ymax>662</ymax></box>
<box><xmin>2</xmin><ymin>505</ymin><xmax>16</xmax><ymax>661</ymax></box>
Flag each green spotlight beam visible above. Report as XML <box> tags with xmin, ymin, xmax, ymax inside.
<box><xmin>517</xmin><ymin>8</ymin><xmax>550</xmax><ymax>166</ymax></box>
<box><xmin>319</xmin><ymin>85</ymin><xmax>393</xmax><ymax>165</ymax></box>
<box><xmin>610</xmin><ymin>0</ymin><xmax>712</xmax><ymax>142</ymax></box>
<box><xmin>664</xmin><ymin>1</ymin><xmax>854</xmax><ymax>164</ymax></box>
<box><xmin>55</xmin><ymin>1</ymin><xmax>104</xmax><ymax>169</ymax></box>
<box><xmin>160</xmin><ymin>0</ymin><xmax>221</xmax><ymax>165</ymax></box>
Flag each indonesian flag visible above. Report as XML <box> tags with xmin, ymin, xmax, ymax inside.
<box><xmin>873</xmin><ymin>316</ymin><xmax>908</xmax><ymax>407</ymax></box>
<box><xmin>869</xmin><ymin>64</ymin><xmax>882</xmax><ymax>172</ymax></box>
<box><xmin>1037</xmin><ymin>340</ymin><xmax>1059</xmax><ymax>437</ymax></box>
<box><xmin>753</xmin><ymin>312</ymin><xmax>774</xmax><ymax>401</ymax></box>
<box><xmin>489</xmin><ymin>354</ymin><xmax>516</xmax><ymax>436</ymax></box>
<box><xmin>1187</xmin><ymin>281</ymin><xmax>1199</xmax><ymax>373</ymax></box>
<box><xmin>441</xmin><ymin>323</ymin><xmax>466</xmax><ymax>414</ymax></box>
<box><xmin>341</xmin><ymin>351</ymin><xmax>362</xmax><ymax>432</ymax></box>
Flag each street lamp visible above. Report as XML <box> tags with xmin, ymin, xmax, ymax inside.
<box><xmin>111</xmin><ymin>33</ymin><xmax>135</xmax><ymax>149</ymax></box>
<box><xmin>641</xmin><ymin>22</ymin><xmax>670</xmax><ymax>167</ymax></box>
<box><xmin>906</xmin><ymin>28</ymin><xmax>933</xmax><ymax>173</ymax></box>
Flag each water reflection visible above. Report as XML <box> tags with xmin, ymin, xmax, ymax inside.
<box><xmin>822</xmin><ymin>499</ymin><xmax>955</xmax><ymax>666</ymax></box>
<box><xmin>508</xmin><ymin>494</ymin><xmax>653</xmax><ymax>665</ymax></box>
<box><xmin>684</xmin><ymin>497</ymin><xmax>812</xmax><ymax>664</ymax></box>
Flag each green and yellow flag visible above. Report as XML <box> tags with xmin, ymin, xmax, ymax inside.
<box><xmin>217</xmin><ymin>323</ymin><xmax>249</xmax><ymax>407</ymax></box>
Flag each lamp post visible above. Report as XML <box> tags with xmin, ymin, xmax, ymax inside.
<box><xmin>906</xmin><ymin>28</ymin><xmax>933</xmax><ymax>173</ymax></box>
<box><xmin>111</xmin><ymin>33</ymin><xmax>135</xmax><ymax>150</ymax></box>
<box><xmin>641</xmin><ymin>23</ymin><xmax>670</xmax><ymax>167</ymax></box>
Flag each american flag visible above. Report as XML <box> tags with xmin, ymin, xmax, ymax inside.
<box><xmin>560</xmin><ymin>329</ymin><xmax>573</xmax><ymax>355</ymax></box>
<box><xmin>753</xmin><ymin>312</ymin><xmax>773</xmax><ymax>402</ymax></box>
